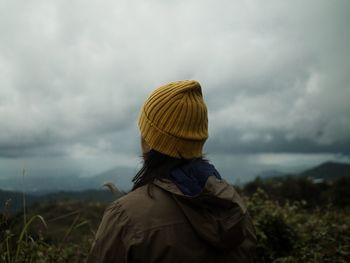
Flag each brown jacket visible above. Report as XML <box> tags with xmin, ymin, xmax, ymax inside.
<box><xmin>87</xmin><ymin>176</ymin><xmax>256</xmax><ymax>263</ymax></box>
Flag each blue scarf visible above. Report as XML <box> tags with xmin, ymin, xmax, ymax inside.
<box><xmin>169</xmin><ymin>160</ymin><xmax>221</xmax><ymax>196</ymax></box>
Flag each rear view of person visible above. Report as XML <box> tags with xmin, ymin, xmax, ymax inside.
<box><xmin>87</xmin><ymin>80</ymin><xmax>256</xmax><ymax>263</ymax></box>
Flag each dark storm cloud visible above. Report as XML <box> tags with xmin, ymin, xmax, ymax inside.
<box><xmin>206</xmin><ymin>131</ymin><xmax>350</xmax><ymax>155</ymax></box>
<box><xmin>0</xmin><ymin>0</ymin><xmax>349</xmax><ymax>180</ymax></box>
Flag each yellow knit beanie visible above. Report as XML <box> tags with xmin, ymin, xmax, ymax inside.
<box><xmin>138</xmin><ymin>80</ymin><xmax>208</xmax><ymax>159</ymax></box>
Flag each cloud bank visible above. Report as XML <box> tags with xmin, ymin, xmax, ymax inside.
<box><xmin>0</xmin><ymin>0</ymin><xmax>349</xmax><ymax>183</ymax></box>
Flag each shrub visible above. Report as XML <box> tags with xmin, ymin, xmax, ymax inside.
<box><xmin>246</xmin><ymin>189</ymin><xmax>350</xmax><ymax>262</ymax></box>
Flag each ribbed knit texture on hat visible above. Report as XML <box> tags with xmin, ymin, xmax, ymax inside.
<box><xmin>138</xmin><ymin>80</ymin><xmax>208</xmax><ymax>159</ymax></box>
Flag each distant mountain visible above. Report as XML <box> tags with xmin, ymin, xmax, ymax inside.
<box><xmin>252</xmin><ymin>161</ymin><xmax>350</xmax><ymax>182</ymax></box>
<box><xmin>0</xmin><ymin>166</ymin><xmax>134</xmax><ymax>193</ymax></box>
<box><xmin>2</xmin><ymin>161</ymin><xmax>348</xmax><ymax>195</ymax></box>
<box><xmin>90</xmin><ymin>166</ymin><xmax>135</xmax><ymax>191</ymax></box>
<box><xmin>300</xmin><ymin>161</ymin><xmax>350</xmax><ymax>180</ymax></box>
<box><xmin>0</xmin><ymin>189</ymin><xmax>40</xmax><ymax>213</ymax></box>
<box><xmin>0</xmin><ymin>188</ymin><xmax>122</xmax><ymax>213</ymax></box>
<box><xmin>256</xmin><ymin>170</ymin><xmax>285</xmax><ymax>179</ymax></box>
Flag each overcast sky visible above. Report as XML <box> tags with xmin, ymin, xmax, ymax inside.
<box><xmin>0</xmin><ymin>0</ymin><xmax>349</xmax><ymax>187</ymax></box>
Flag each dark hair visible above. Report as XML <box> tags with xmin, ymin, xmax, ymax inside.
<box><xmin>132</xmin><ymin>150</ymin><xmax>192</xmax><ymax>192</ymax></box>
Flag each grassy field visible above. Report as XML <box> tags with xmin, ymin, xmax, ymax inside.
<box><xmin>1</xmin><ymin>187</ymin><xmax>349</xmax><ymax>262</ymax></box>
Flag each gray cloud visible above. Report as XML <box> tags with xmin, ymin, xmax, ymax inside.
<box><xmin>0</xmin><ymin>0</ymin><xmax>349</xmax><ymax>183</ymax></box>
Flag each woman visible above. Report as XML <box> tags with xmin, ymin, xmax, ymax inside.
<box><xmin>87</xmin><ymin>80</ymin><xmax>256</xmax><ymax>263</ymax></box>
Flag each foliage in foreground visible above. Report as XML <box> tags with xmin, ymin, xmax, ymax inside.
<box><xmin>0</xmin><ymin>201</ymin><xmax>103</xmax><ymax>263</ymax></box>
<box><xmin>0</xmin><ymin>190</ymin><xmax>349</xmax><ymax>262</ymax></box>
<box><xmin>246</xmin><ymin>189</ymin><xmax>350</xmax><ymax>262</ymax></box>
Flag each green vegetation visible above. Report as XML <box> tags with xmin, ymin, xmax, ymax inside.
<box><xmin>242</xmin><ymin>174</ymin><xmax>350</xmax><ymax>262</ymax></box>
<box><xmin>0</xmin><ymin>189</ymin><xmax>117</xmax><ymax>213</ymax></box>
<box><xmin>1</xmin><ymin>200</ymin><xmax>104</xmax><ymax>262</ymax></box>
<box><xmin>244</xmin><ymin>174</ymin><xmax>350</xmax><ymax>209</ymax></box>
<box><xmin>246</xmin><ymin>189</ymin><xmax>349</xmax><ymax>262</ymax></box>
<box><xmin>1</xmin><ymin>175</ymin><xmax>349</xmax><ymax>262</ymax></box>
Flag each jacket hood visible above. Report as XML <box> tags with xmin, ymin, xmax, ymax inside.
<box><xmin>153</xmin><ymin>160</ymin><xmax>250</xmax><ymax>250</ymax></box>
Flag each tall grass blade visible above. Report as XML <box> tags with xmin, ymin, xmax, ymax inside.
<box><xmin>14</xmin><ymin>215</ymin><xmax>47</xmax><ymax>262</ymax></box>
<box><xmin>103</xmin><ymin>181</ymin><xmax>122</xmax><ymax>197</ymax></box>
<box><xmin>6</xmin><ymin>235</ymin><xmax>12</xmax><ymax>263</ymax></box>
<box><xmin>22</xmin><ymin>168</ymin><xmax>27</xmax><ymax>244</ymax></box>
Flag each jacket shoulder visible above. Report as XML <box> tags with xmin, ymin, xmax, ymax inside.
<box><xmin>87</xmin><ymin>198</ymin><xmax>132</xmax><ymax>262</ymax></box>
<box><xmin>114</xmin><ymin>184</ymin><xmax>187</xmax><ymax>233</ymax></box>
